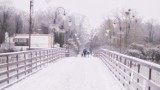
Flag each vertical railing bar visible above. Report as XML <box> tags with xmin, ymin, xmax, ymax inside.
<box><xmin>49</xmin><ymin>50</ymin><xmax>51</xmax><ymax>62</ymax></box>
<box><xmin>137</xmin><ymin>64</ymin><xmax>140</xmax><ymax>73</ymax></box>
<box><xmin>148</xmin><ymin>68</ymin><xmax>152</xmax><ymax>90</ymax></box>
<box><xmin>30</xmin><ymin>52</ymin><xmax>32</xmax><ymax>73</ymax></box>
<box><xmin>6</xmin><ymin>55</ymin><xmax>9</xmax><ymax>84</ymax></box>
<box><xmin>40</xmin><ymin>51</ymin><xmax>42</xmax><ymax>68</ymax></box>
<box><xmin>52</xmin><ymin>50</ymin><xmax>54</xmax><ymax>62</ymax></box>
<box><xmin>45</xmin><ymin>50</ymin><xmax>47</xmax><ymax>64</ymax></box>
<box><xmin>47</xmin><ymin>50</ymin><xmax>49</xmax><ymax>65</ymax></box>
<box><xmin>24</xmin><ymin>53</ymin><xmax>27</xmax><ymax>75</ymax></box>
<box><xmin>44</xmin><ymin>50</ymin><xmax>46</xmax><ymax>65</ymax></box>
<box><xmin>36</xmin><ymin>51</ymin><xmax>38</xmax><ymax>70</ymax></box>
<box><xmin>16</xmin><ymin>54</ymin><xmax>19</xmax><ymax>79</ymax></box>
<box><xmin>124</xmin><ymin>58</ymin><xmax>126</xmax><ymax>65</ymax></box>
<box><xmin>149</xmin><ymin>68</ymin><xmax>152</xmax><ymax>80</ymax></box>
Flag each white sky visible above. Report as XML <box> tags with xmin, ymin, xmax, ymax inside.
<box><xmin>10</xmin><ymin>0</ymin><xmax>160</xmax><ymax>27</ymax></box>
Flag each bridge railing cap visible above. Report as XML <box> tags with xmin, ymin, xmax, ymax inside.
<box><xmin>0</xmin><ymin>48</ymin><xmax>62</xmax><ymax>56</ymax></box>
<box><xmin>101</xmin><ymin>48</ymin><xmax>160</xmax><ymax>72</ymax></box>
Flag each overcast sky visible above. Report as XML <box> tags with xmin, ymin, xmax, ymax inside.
<box><xmin>10</xmin><ymin>0</ymin><xmax>160</xmax><ymax>27</ymax></box>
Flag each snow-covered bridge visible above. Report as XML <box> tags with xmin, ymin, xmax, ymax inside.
<box><xmin>0</xmin><ymin>48</ymin><xmax>160</xmax><ymax>90</ymax></box>
<box><xmin>4</xmin><ymin>57</ymin><xmax>123</xmax><ymax>90</ymax></box>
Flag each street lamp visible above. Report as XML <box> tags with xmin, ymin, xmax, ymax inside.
<box><xmin>113</xmin><ymin>19</ymin><xmax>122</xmax><ymax>53</ymax></box>
<box><xmin>76</xmin><ymin>37</ymin><xmax>81</xmax><ymax>53</ymax></box>
<box><xmin>125</xmin><ymin>9</ymin><xmax>134</xmax><ymax>48</ymax></box>
<box><xmin>71</xmin><ymin>33</ymin><xmax>80</xmax><ymax>52</ymax></box>
<box><xmin>105</xmin><ymin>29</ymin><xmax>111</xmax><ymax>49</ymax></box>
<box><xmin>65</xmin><ymin>17</ymin><xmax>72</xmax><ymax>57</ymax></box>
<box><xmin>49</xmin><ymin>25</ymin><xmax>55</xmax><ymax>48</ymax></box>
<box><xmin>65</xmin><ymin>16</ymin><xmax>72</xmax><ymax>44</ymax></box>
<box><xmin>29</xmin><ymin>0</ymin><xmax>34</xmax><ymax>50</ymax></box>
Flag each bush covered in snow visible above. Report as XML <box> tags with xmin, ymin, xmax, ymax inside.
<box><xmin>147</xmin><ymin>48</ymin><xmax>157</xmax><ymax>60</ymax></box>
<box><xmin>0</xmin><ymin>48</ymin><xmax>16</xmax><ymax>53</ymax></box>
<box><xmin>125</xmin><ymin>43</ymin><xmax>147</xmax><ymax>59</ymax></box>
<box><xmin>147</xmin><ymin>47</ymin><xmax>160</xmax><ymax>62</ymax></box>
<box><xmin>156</xmin><ymin>45</ymin><xmax>160</xmax><ymax>49</ymax></box>
<box><xmin>127</xmin><ymin>43</ymin><xmax>147</xmax><ymax>55</ymax></box>
<box><xmin>0</xmin><ymin>48</ymin><xmax>5</xmax><ymax>53</ymax></box>
<box><xmin>125</xmin><ymin>49</ymin><xmax>146</xmax><ymax>59</ymax></box>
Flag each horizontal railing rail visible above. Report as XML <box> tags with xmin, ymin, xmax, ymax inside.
<box><xmin>94</xmin><ymin>48</ymin><xmax>160</xmax><ymax>90</ymax></box>
<box><xmin>0</xmin><ymin>48</ymin><xmax>66</xmax><ymax>90</ymax></box>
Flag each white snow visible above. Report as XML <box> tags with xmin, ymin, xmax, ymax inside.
<box><xmin>5</xmin><ymin>56</ymin><xmax>124</xmax><ymax>90</ymax></box>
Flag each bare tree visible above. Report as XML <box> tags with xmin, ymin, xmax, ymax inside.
<box><xmin>0</xmin><ymin>5</ymin><xmax>11</xmax><ymax>46</ymax></box>
<box><xmin>115</xmin><ymin>9</ymin><xmax>140</xmax><ymax>49</ymax></box>
<box><xmin>147</xmin><ymin>22</ymin><xmax>155</xmax><ymax>43</ymax></box>
<box><xmin>95</xmin><ymin>9</ymin><xmax>144</xmax><ymax>52</ymax></box>
<box><xmin>154</xmin><ymin>25</ymin><xmax>160</xmax><ymax>44</ymax></box>
<box><xmin>15</xmin><ymin>14</ymin><xmax>23</xmax><ymax>34</ymax></box>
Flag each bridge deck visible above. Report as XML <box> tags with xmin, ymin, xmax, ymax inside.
<box><xmin>5</xmin><ymin>56</ymin><xmax>124</xmax><ymax>90</ymax></box>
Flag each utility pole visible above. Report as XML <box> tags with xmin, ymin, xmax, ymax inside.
<box><xmin>29</xmin><ymin>0</ymin><xmax>33</xmax><ymax>50</ymax></box>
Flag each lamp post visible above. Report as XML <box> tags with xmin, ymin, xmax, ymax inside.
<box><xmin>29</xmin><ymin>0</ymin><xmax>33</xmax><ymax>50</ymax></box>
<box><xmin>77</xmin><ymin>37</ymin><xmax>81</xmax><ymax>52</ymax></box>
<box><xmin>113</xmin><ymin>18</ymin><xmax>122</xmax><ymax>53</ymax></box>
<box><xmin>105</xmin><ymin>29</ymin><xmax>111</xmax><ymax>49</ymax></box>
<box><xmin>49</xmin><ymin>25</ymin><xmax>55</xmax><ymax>48</ymax></box>
<box><xmin>73</xmin><ymin>33</ymin><xmax>80</xmax><ymax>53</ymax></box>
<box><xmin>125</xmin><ymin>9</ymin><xmax>132</xmax><ymax>48</ymax></box>
<box><xmin>66</xmin><ymin>17</ymin><xmax>72</xmax><ymax>57</ymax></box>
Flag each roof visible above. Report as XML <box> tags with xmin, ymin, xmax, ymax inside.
<box><xmin>14</xmin><ymin>34</ymin><xmax>51</xmax><ymax>38</ymax></box>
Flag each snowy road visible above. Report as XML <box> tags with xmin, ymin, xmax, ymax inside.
<box><xmin>5</xmin><ymin>57</ymin><xmax>124</xmax><ymax>90</ymax></box>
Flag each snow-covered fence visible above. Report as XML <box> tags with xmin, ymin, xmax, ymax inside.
<box><xmin>0</xmin><ymin>48</ymin><xmax>66</xmax><ymax>90</ymax></box>
<box><xmin>94</xmin><ymin>49</ymin><xmax>160</xmax><ymax>90</ymax></box>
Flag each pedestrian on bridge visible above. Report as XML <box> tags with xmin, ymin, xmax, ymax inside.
<box><xmin>87</xmin><ymin>50</ymin><xmax>90</xmax><ymax>57</ymax></box>
<box><xmin>83</xmin><ymin>49</ymin><xmax>87</xmax><ymax>57</ymax></box>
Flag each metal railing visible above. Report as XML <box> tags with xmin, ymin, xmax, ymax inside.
<box><xmin>0</xmin><ymin>48</ymin><xmax>66</xmax><ymax>90</ymax></box>
<box><xmin>94</xmin><ymin>49</ymin><xmax>160</xmax><ymax>90</ymax></box>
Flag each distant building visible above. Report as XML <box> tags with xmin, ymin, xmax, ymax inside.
<box><xmin>1</xmin><ymin>32</ymin><xmax>14</xmax><ymax>50</ymax></box>
<box><xmin>13</xmin><ymin>34</ymin><xmax>54</xmax><ymax>50</ymax></box>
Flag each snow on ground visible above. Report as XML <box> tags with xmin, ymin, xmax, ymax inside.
<box><xmin>5</xmin><ymin>56</ymin><xmax>124</xmax><ymax>90</ymax></box>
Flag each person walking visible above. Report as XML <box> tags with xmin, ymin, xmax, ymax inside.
<box><xmin>83</xmin><ymin>49</ymin><xmax>87</xmax><ymax>57</ymax></box>
<box><xmin>87</xmin><ymin>50</ymin><xmax>90</xmax><ymax>57</ymax></box>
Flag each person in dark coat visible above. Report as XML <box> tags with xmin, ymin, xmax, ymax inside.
<box><xmin>83</xmin><ymin>49</ymin><xmax>87</xmax><ymax>57</ymax></box>
<box><xmin>87</xmin><ymin>50</ymin><xmax>90</xmax><ymax>57</ymax></box>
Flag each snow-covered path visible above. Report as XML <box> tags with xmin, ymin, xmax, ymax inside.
<box><xmin>5</xmin><ymin>57</ymin><xmax>124</xmax><ymax>90</ymax></box>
